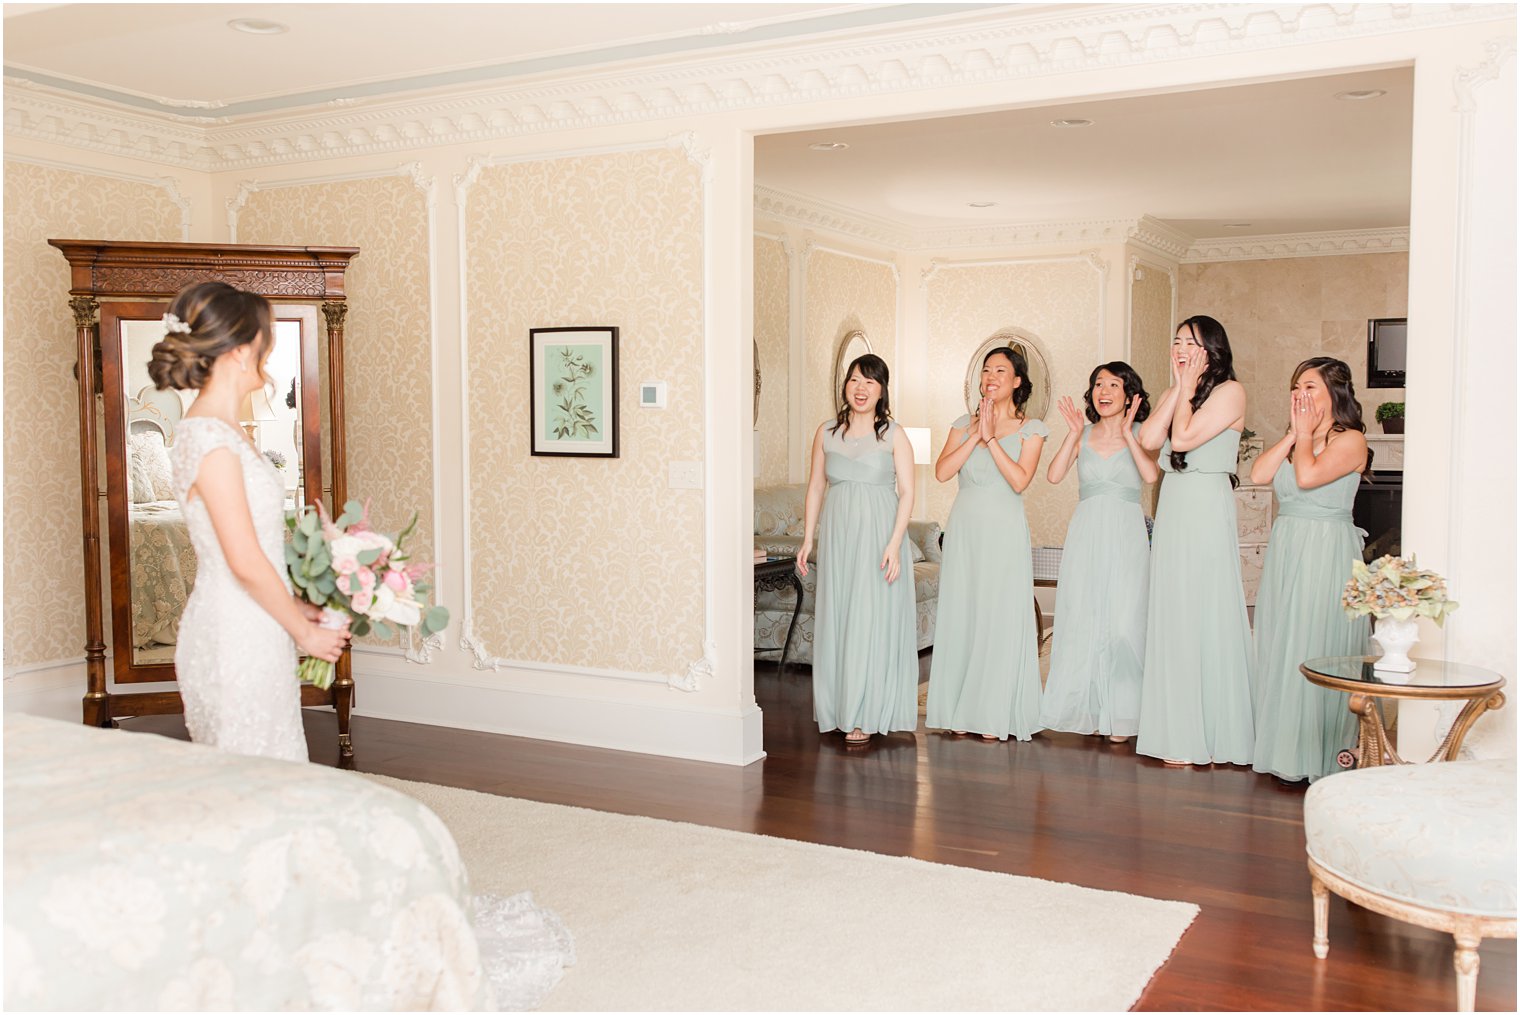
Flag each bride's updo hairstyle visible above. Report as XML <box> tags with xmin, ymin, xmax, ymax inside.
<box><xmin>148</xmin><ymin>281</ymin><xmax>273</xmax><ymax>391</ymax></box>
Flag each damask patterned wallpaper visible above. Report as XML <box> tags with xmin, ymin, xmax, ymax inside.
<box><xmin>1179</xmin><ymin>253</ymin><xmax>1408</xmax><ymax>440</ymax></box>
<box><xmin>3</xmin><ymin>161</ymin><xmax>184</xmax><ymax>667</ymax></box>
<box><xmin>465</xmin><ymin>148</ymin><xmax>705</xmax><ymax>675</ymax></box>
<box><xmin>924</xmin><ymin>259</ymin><xmax>1103</xmax><ymax>546</ymax></box>
<box><xmin>802</xmin><ymin>249</ymin><xmax>897</xmax><ymax>473</ymax></box>
<box><xmin>1129</xmin><ymin>262</ymin><xmax>1175</xmax><ymax>409</ymax></box>
<box><xmin>754</xmin><ymin>236</ymin><xmax>790</xmax><ymax>486</ymax></box>
<box><xmin>235</xmin><ymin>177</ymin><xmax>436</xmax><ymax>650</ymax></box>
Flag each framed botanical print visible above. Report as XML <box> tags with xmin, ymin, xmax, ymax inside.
<box><xmin>529</xmin><ymin>326</ymin><xmax>619</xmax><ymax>458</ymax></box>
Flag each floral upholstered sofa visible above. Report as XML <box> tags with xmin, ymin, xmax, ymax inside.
<box><xmin>754</xmin><ymin>483</ymin><xmax>942</xmax><ymax>665</ymax></box>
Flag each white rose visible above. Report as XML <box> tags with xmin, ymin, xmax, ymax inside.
<box><xmin>329</xmin><ymin>535</ymin><xmax>363</xmax><ymax>561</ymax></box>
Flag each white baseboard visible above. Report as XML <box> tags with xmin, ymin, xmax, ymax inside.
<box><xmin>352</xmin><ymin>667</ymin><xmax>767</xmax><ymax>767</ymax></box>
<box><xmin>4</xmin><ymin>656</ymin><xmax>768</xmax><ymax>768</ymax></box>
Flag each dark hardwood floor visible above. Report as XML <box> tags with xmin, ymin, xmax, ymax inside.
<box><xmin>123</xmin><ymin>655</ymin><xmax>1516</xmax><ymax>1012</ymax></box>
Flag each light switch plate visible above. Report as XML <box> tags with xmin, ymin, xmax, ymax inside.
<box><xmin>639</xmin><ymin>381</ymin><xmax>667</xmax><ymax>408</ymax></box>
<box><xmin>668</xmin><ymin>461</ymin><xmax>702</xmax><ymax>489</ymax></box>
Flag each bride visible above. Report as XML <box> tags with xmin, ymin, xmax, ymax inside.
<box><xmin>149</xmin><ymin>282</ymin><xmax>573</xmax><ymax>1008</ymax></box>
<box><xmin>149</xmin><ymin>281</ymin><xmax>348</xmax><ymax>762</ymax></box>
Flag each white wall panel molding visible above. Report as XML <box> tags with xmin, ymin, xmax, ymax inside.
<box><xmin>7</xmin><ymin>5</ymin><xmax>1508</xmax><ymax>172</ymax></box>
<box><xmin>3</xmin><ymin>152</ymin><xmax>193</xmax><ymax>239</ymax></box>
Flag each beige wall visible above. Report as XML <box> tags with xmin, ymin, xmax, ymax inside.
<box><xmin>802</xmin><ymin>248</ymin><xmax>897</xmax><ymax>461</ymax></box>
<box><xmin>923</xmin><ymin>257</ymin><xmax>1105</xmax><ymax>545</ymax></box>
<box><xmin>1178</xmin><ymin>253</ymin><xmax>1408</xmax><ymax>441</ymax></box>
<box><xmin>235</xmin><ymin>177</ymin><xmax>436</xmax><ymax>628</ymax></box>
<box><xmin>465</xmin><ymin>148</ymin><xmax>706</xmax><ymax>675</ymax></box>
<box><xmin>753</xmin><ymin>236</ymin><xmax>790</xmax><ymax>486</ymax></box>
<box><xmin>1128</xmin><ymin>258</ymin><xmax>1177</xmax><ymax>408</ymax></box>
<box><xmin>2</xmin><ymin>160</ymin><xmax>184</xmax><ymax>669</ymax></box>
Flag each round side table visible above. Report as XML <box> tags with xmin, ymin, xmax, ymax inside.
<box><xmin>1300</xmin><ymin>656</ymin><xmax>1506</xmax><ymax>767</ymax></box>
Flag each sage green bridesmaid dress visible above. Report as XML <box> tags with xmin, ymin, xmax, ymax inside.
<box><xmin>1039</xmin><ymin>425</ymin><xmax>1150</xmax><ymax>737</ymax></box>
<box><xmin>926</xmin><ymin>415</ymin><xmax>1050</xmax><ymax>741</ymax></box>
<box><xmin>812</xmin><ymin>421</ymin><xmax>918</xmax><ymax>735</ymax></box>
<box><xmin>1135</xmin><ymin>429</ymin><xmax>1255</xmax><ymax>765</ymax></box>
<box><xmin>1251</xmin><ymin>459</ymin><xmax>1368</xmax><ymax>781</ymax></box>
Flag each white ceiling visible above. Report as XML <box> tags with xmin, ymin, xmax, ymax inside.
<box><xmin>756</xmin><ymin>67</ymin><xmax>1413</xmax><ymax>238</ymax></box>
<box><xmin>2</xmin><ymin>2</ymin><xmax>998</xmax><ymax>113</ymax></box>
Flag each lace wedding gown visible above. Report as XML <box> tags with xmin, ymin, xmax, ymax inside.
<box><xmin>171</xmin><ymin>416</ymin><xmax>307</xmax><ymax>762</ymax></box>
<box><xmin>171</xmin><ymin>417</ymin><xmax>574</xmax><ymax>1009</ymax></box>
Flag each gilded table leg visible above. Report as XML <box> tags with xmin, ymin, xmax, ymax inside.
<box><xmin>1453</xmin><ymin>929</ymin><xmax>1482</xmax><ymax>1012</ymax></box>
<box><xmin>1349</xmin><ymin>693</ymin><xmax>1399</xmax><ymax>766</ymax></box>
<box><xmin>1431</xmin><ymin>692</ymin><xmax>1506</xmax><ymax>763</ymax></box>
<box><xmin>1311</xmin><ymin>874</ymin><xmax>1330</xmax><ymax>959</ymax></box>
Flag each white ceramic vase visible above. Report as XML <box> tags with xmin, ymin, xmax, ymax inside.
<box><xmin>1371</xmin><ymin>616</ymin><xmax>1419</xmax><ymax>673</ymax></box>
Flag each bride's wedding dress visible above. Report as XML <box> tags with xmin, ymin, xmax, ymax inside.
<box><xmin>171</xmin><ymin>416</ymin><xmax>307</xmax><ymax>762</ymax></box>
<box><xmin>171</xmin><ymin>415</ymin><xmax>572</xmax><ymax>1009</ymax></box>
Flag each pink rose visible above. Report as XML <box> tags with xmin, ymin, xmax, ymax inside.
<box><xmin>383</xmin><ymin>570</ymin><xmax>407</xmax><ymax>593</ymax></box>
<box><xmin>358</xmin><ymin>569</ymin><xmax>376</xmax><ymax>590</ymax></box>
<box><xmin>351</xmin><ymin>588</ymin><xmax>374</xmax><ymax>615</ymax></box>
<box><xmin>333</xmin><ymin>555</ymin><xmax>359</xmax><ymax>576</ymax></box>
<box><xmin>336</xmin><ymin>574</ymin><xmax>352</xmax><ymax>595</ymax></box>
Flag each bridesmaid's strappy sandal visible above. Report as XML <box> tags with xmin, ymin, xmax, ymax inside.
<box><xmin>1162</xmin><ymin>758</ymin><xmax>1191</xmax><ymax>767</ymax></box>
<box><xmin>1108</xmin><ymin>735</ymin><xmax>1131</xmax><ymax>743</ymax></box>
<box><xmin>844</xmin><ymin>730</ymin><xmax>870</xmax><ymax>745</ymax></box>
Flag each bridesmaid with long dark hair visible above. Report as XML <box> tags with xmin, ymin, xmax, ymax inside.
<box><xmin>1135</xmin><ymin>316</ymin><xmax>1254</xmax><ymax>767</ymax></box>
<box><xmin>1250</xmin><ymin>357</ymin><xmax>1370</xmax><ymax>781</ymax></box>
<box><xmin>926</xmin><ymin>346</ymin><xmax>1048</xmax><ymax>742</ymax></box>
<box><xmin>796</xmin><ymin>353</ymin><xmax>918</xmax><ymax>745</ymax></box>
<box><xmin>1040</xmin><ymin>362</ymin><xmax>1158</xmax><ymax>742</ymax></box>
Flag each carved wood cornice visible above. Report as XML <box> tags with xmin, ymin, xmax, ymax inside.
<box><xmin>46</xmin><ymin>240</ymin><xmax>361</xmax><ymax>301</ymax></box>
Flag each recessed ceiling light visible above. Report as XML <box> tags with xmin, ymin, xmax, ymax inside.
<box><xmin>228</xmin><ymin>18</ymin><xmax>289</xmax><ymax>35</ymax></box>
<box><xmin>1335</xmin><ymin>89</ymin><xmax>1386</xmax><ymax>101</ymax></box>
<box><xmin>967</xmin><ymin>201</ymin><xmax>997</xmax><ymax>208</ymax></box>
<box><xmin>1222</xmin><ymin>222</ymin><xmax>1253</xmax><ymax>229</ymax></box>
<box><xmin>808</xmin><ymin>142</ymin><xmax>849</xmax><ymax>152</ymax></box>
<box><xmin>1049</xmin><ymin>118</ymin><xmax>1093</xmax><ymax>128</ymax></box>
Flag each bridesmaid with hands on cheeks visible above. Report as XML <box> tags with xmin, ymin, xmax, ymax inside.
<box><xmin>1249</xmin><ymin>357</ymin><xmax>1370</xmax><ymax>782</ymax></box>
<box><xmin>1039</xmin><ymin>363</ymin><xmax>1158</xmax><ymax>742</ymax></box>
<box><xmin>1135</xmin><ymin>315</ymin><xmax>1255</xmax><ymax>768</ymax></box>
<box><xmin>796</xmin><ymin>353</ymin><xmax>919</xmax><ymax>746</ymax></box>
<box><xmin>926</xmin><ymin>346</ymin><xmax>1049</xmax><ymax>742</ymax></box>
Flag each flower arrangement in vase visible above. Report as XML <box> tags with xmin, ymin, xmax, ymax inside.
<box><xmin>1342</xmin><ymin>555</ymin><xmax>1458</xmax><ymax>672</ymax></box>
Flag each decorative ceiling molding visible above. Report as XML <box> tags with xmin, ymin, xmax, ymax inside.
<box><xmin>755</xmin><ymin>184</ymin><xmax>912</xmax><ymax>249</ymax></box>
<box><xmin>1181</xmin><ymin>227</ymin><xmax>1410</xmax><ymax>263</ymax></box>
<box><xmin>4</xmin><ymin>4</ymin><xmax>1509</xmax><ymax>173</ymax></box>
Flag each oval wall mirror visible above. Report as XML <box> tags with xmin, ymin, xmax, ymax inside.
<box><xmin>963</xmin><ymin>330</ymin><xmax>1053</xmax><ymax>421</ymax></box>
<box><xmin>830</xmin><ymin>329</ymin><xmax>873</xmax><ymax>399</ymax></box>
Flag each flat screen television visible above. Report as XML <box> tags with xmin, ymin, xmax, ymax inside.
<box><xmin>1367</xmin><ymin>318</ymin><xmax>1406</xmax><ymax>389</ymax></box>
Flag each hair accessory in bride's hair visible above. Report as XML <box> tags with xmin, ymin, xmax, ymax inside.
<box><xmin>162</xmin><ymin>312</ymin><xmax>192</xmax><ymax>336</ymax></box>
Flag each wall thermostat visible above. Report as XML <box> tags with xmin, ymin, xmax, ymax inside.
<box><xmin>639</xmin><ymin>381</ymin><xmax>667</xmax><ymax>408</ymax></box>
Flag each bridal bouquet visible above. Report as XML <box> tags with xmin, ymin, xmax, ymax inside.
<box><xmin>286</xmin><ymin>500</ymin><xmax>449</xmax><ymax>688</ymax></box>
<box><xmin>1342</xmin><ymin>554</ymin><xmax>1459</xmax><ymax>625</ymax></box>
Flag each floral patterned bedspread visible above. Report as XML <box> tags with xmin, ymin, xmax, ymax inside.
<box><xmin>128</xmin><ymin>500</ymin><xmax>197</xmax><ymax>649</ymax></box>
<box><xmin>3</xmin><ymin>713</ymin><xmax>491</xmax><ymax>1011</ymax></box>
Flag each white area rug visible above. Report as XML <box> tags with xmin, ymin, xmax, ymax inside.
<box><xmin>373</xmin><ymin>775</ymin><xmax>1198</xmax><ymax>1012</ymax></box>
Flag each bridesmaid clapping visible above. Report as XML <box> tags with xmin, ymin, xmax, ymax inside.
<box><xmin>1040</xmin><ymin>363</ymin><xmax>1159</xmax><ymax>742</ymax></box>
<box><xmin>926</xmin><ymin>346</ymin><xmax>1049</xmax><ymax>742</ymax></box>
<box><xmin>797</xmin><ymin>354</ymin><xmax>919</xmax><ymax>746</ymax></box>
<box><xmin>1135</xmin><ymin>316</ymin><xmax>1255</xmax><ymax>767</ymax></box>
<box><xmin>1249</xmin><ymin>357</ymin><xmax>1370</xmax><ymax>782</ymax></box>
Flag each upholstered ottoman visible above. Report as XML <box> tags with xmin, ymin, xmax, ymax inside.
<box><xmin>1304</xmin><ymin>759</ymin><xmax>1517</xmax><ymax>1011</ymax></box>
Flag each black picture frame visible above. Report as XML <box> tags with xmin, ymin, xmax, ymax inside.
<box><xmin>1367</xmin><ymin>318</ymin><xmax>1407</xmax><ymax>389</ymax></box>
<box><xmin>529</xmin><ymin>326</ymin><xmax>620</xmax><ymax>459</ymax></box>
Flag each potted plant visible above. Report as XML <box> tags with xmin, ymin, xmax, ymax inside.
<box><xmin>1342</xmin><ymin>555</ymin><xmax>1458</xmax><ymax>673</ymax></box>
<box><xmin>1375</xmin><ymin>401</ymin><xmax>1405</xmax><ymax>435</ymax></box>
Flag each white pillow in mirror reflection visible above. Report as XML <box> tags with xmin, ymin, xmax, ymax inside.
<box><xmin>127</xmin><ymin>450</ymin><xmax>157</xmax><ymax>505</ymax></box>
<box><xmin>128</xmin><ymin>431</ymin><xmax>174</xmax><ymax>501</ymax></box>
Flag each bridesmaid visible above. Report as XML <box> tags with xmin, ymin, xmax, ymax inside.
<box><xmin>1040</xmin><ymin>362</ymin><xmax>1159</xmax><ymax>742</ymax></box>
<box><xmin>1135</xmin><ymin>316</ymin><xmax>1254</xmax><ymax>767</ymax></box>
<box><xmin>926</xmin><ymin>346</ymin><xmax>1049</xmax><ymax>742</ymax></box>
<box><xmin>797</xmin><ymin>353</ymin><xmax>918</xmax><ymax>745</ymax></box>
<box><xmin>1250</xmin><ymin>357</ymin><xmax>1370</xmax><ymax>782</ymax></box>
